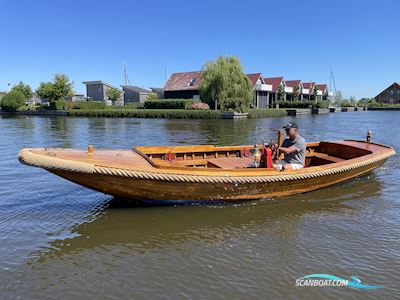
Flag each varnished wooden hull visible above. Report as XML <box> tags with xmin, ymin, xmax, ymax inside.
<box><xmin>18</xmin><ymin>140</ymin><xmax>395</xmax><ymax>202</ymax></box>
<box><xmin>49</xmin><ymin>159</ymin><xmax>385</xmax><ymax>201</ymax></box>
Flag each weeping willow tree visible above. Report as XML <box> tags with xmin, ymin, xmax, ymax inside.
<box><xmin>199</xmin><ymin>56</ymin><xmax>252</xmax><ymax>112</ymax></box>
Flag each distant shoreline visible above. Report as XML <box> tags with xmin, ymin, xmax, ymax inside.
<box><xmin>366</xmin><ymin>107</ymin><xmax>400</xmax><ymax>111</ymax></box>
<box><xmin>0</xmin><ymin>110</ymin><xmax>68</xmax><ymax>116</ymax></box>
<box><xmin>0</xmin><ymin>107</ymin><xmax>396</xmax><ymax>119</ymax></box>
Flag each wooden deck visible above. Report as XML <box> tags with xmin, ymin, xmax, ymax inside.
<box><xmin>207</xmin><ymin>157</ymin><xmax>255</xmax><ymax>169</ymax></box>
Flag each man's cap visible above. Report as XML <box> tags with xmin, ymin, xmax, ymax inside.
<box><xmin>283</xmin><ymin>121</ymin><xmax>298</xmax><ymax>129</ymax></box>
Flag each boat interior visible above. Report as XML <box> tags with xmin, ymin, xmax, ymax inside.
<box><xmin>134</xmin><ymin>141</ymin><xmax>373</xmax><ymax>170</ymax></box>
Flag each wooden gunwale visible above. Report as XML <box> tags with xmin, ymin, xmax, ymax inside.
<box><xmin>19</xmin><ymin>140</ymin><xmax>395</xmax><ymax>178</ymax></box>
<box><xmin>18</xmin><ymin>140</ymin><xmax>395</xmax><ymax>201</ymax></box>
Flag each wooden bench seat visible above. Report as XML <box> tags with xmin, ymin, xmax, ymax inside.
<box><xmin>154</xmin><ymin>151</ymin><xmax>345</xmax><ymax>169</ymax></box>
<box><xmin>311</xmin><ymin>152</ymin><xmax>345</xmax><ymax>163</ymax></box>
<box><xmin>155</xmin><ymin>157</ymin><xmax>255</xmax><ymax>169</ymax></box>
<box><xmin>154</xmin><ymin>159</ymin><xmax>209</xmax><ymax>167</ymax></box>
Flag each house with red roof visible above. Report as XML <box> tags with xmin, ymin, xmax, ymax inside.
<box><xmin>264</xmin><ymin>77</ymin><xmax>287</xmax><ymax>107</ymax></box>
<box><xmin>375</xmin><ymin>82</ymin><xmax>400</xmax><ymax>104</ymax></box>
<box><xmin>285</xmin><ymin>80</ymin><xmax>303</xmax><ymax>101</ymax></box>
<box><xmin>301</xmin><ymin>82</ymin><xmax>315</xmax><ymax>101</ymax></box>
<box><xmin>163</xmin><ymin>70</ymin><xmax>329</xmax><ymax>107</ymax></box>
<box><xmin>302</xmin><ymin>82</ymin><xmax>330</xmax><ymax>101</ymax></box>
<box><xmin>163</xmin><ymin>71</ymin><xmax>274</xmax><ymax>108</ymax></box>
<box><xmin>163</xmin><ymin>71</ymin><xmax>203</xmax><ymax>99</ymax></box>
<box><xmin>247</xmin><ymin>73</ymin><xmax>273</xmax><ymax>108</ymax></box>
<box><xmin>315</xmin><ymin>84</ymin><xmax>328</xmax><ymax>101</ymax></box>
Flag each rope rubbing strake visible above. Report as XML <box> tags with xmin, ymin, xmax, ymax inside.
<box><xmin>18</xmin><ymin>149</ymin><xmax>395</xmax><ymax>184</ymax></box>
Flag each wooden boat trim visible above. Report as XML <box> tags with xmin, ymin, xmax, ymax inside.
<box><xmin>18</xmin><ymin>147</ymin><xmax>395</xmax><ymax>184</ymax></box>
<box><xmin>131</xmin><ymin>147</ymin><xmax>158</xmax><ymax>167</ymax></box>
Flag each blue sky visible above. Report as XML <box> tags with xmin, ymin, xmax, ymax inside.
<box><xmin>0</xmin><ymin>0</ymin><xmax>398</xmax><ymax>98</ymax></box>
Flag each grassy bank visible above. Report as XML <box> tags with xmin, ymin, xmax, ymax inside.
<box><xmin>367</xmin><ymin>103</ymin><xmax>400</xmax><ymax>110</ymax></box>
<box><xmin>67</xmin><ymin>108</ymin><xmax>288</xmax><ymax>119</ymax></box>
<box><xmin>247</xmin><ymin>109</ymin><xmax>287</xmax><ymax>118</ymax></box>
<box><xmin>368</xmin><ymin>106</ymin><xmax>400</xmax><ymax>111</ymax></box>
<box><xmin>67</xmin><ymin>109</ymin><xmax>222</xmax><ymax>119</ymax></box>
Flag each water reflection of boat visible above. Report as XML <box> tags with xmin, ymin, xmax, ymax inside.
<box><xmin>34</xmin><ymin>175</ymin><xmax>384</xmax><ymax>258</ymax></box>
<box><xmin>18</xmin><ymin>139</ymin><xmax>394</xmax><ymax>202</ymax></box>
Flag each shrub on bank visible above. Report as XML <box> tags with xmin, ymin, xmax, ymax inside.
<box><xmin>277</xmin><ymin>100</ymin><xmax>330</xmax><ymax>109</ymax></box>
<box><xmin>17</xmin><ymin>103</ymin><xmax>40</xmax><ymax>112</ymax></box>
<box><xmin>340</xmin><ymin>100</ymin><xmax>353</xmax><ymax>107</ymax></box>
<box><xmin>107</xmin><ymin>102</ymin><xmax>144</xmax><ymax>109</ymax></box>
<box><xmin>143</xmin><ymin>99</ymin><xmax>198</xmax><ymax>109</ymax></box>
<box><xmin>247</xmin><ymin>109</ymin><xmax>287</xmax><ymax>118</ymax></box>
<box><xmin>123</xmin><ymin>102</ymin><xmax>144</xmax><ymax>109</ymax></box>
<box><xmin>220</xmin><ymin>97</ymin><xmax>249</xmax><ymax>113</ymax></box>
<box><xmin>49</xmin><ymin>101</ymin><xmax>65</xmax><ymax>110</ymax></box>
<box><xmin>0</xmin><ymin>91</ymin><xmax>25</xmax><ymax>112</ymax></box>
<box><xmin>64</xmin><ymin>101</ymin><xmax>106</xmax><ymax>110</ymax></box>
<box><xmin>67</xmin><ymin>109</ymin><xmax>221</xmax><ymax>119</ymax></box>
<box><xmin>277</xmin><ymin>101</ymin><xmax>314</xmax><ymax>109</ymax></box>
<box><xmin>315</xmin><ymin>100</ymin><xmax>330</xmax><ymax>109</ymax></box>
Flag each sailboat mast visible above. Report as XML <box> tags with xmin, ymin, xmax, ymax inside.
<box><xmin>165</xmin><ymin>62</ymin><xmax>169</xmax><ymax>83</ymax></box>
<box><xmin>123</xmin><ymin>61</ymin><xmax>130</xmax><ymax>86</ymax></box>
<box><xmin>329</xmin><ymin>67</ymin><xmax>337</xmax><ymax>101</ymax></box>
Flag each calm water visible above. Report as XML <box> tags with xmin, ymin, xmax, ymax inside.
<box><xmin>1</xmin><ymin>112</ymin><xmax>399</xmax><ymax>299</ymax></box>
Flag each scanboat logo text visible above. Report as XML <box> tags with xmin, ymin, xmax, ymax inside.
<box><xmin>295</xmin><ymin>274</ymin><xmax>384</xmax><ymax>289</ymax></box>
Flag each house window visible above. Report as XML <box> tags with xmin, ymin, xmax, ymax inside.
<box><xmin>188</xmin><ymin>78</ymin><xmax>196</xmax><ymax>86</ymax></box>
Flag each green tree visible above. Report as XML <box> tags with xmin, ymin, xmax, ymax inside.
<box><xmin>349</xmin><ymin>96</ymin><xmax>358</xmax><ymax>107</ymax></box>
<box><xmin>333</xmin><ymin>90</ymin><xmax>343</xmax><ymax>106</ymax></box>
<box><xmin>52</xmin><ymin>74</ymin><xmax>74</xmax><ymax>100</ymax></box>
<box><xmin>358</xmin><ymin>97</ymin><xmax>373</xmax><ymax>106</ymax></box>
<box><xmin>36</xmin><ymin>82</ymin><xmax>54</xmax><ymax>101</ymax></box>
<box><xmin>36</xmin><ymin>74</ymin><xmax>74</xmax><ymax>102</ymax></box>
<box><xmin>106</xmin><ymin>88</ymin><xmax>122</xmax><ymax>105</ymax></box>
<box><xmin>340</xmin><ymin>99</ymin><xmax>352</xmax><ymax>107</ymax></box>
<box><xmin>147</xmin><ymin>92</ymin><xmax>158</xmax><ymax>100</ymax></box>
<box><xmin>0</xmin><ymin>91</ymin><xmax>25</xmax><ymax>112</ymax></box>
<box><xmin>312</xmin><ymin>86</ymin><xmax>319</xmax><ymax>102</ymax></box>
<box><xmin>11</xmin><ymin>81</ymin><xmax>33</xmax><ymax>100</ymax></box>
<box><xmin>199</xmin><ymin>56</ymin><xmax>252</xmax><ymax>111</ymax></box>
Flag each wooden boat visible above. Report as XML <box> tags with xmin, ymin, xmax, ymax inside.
<box><xmin>18</xmin><ymin>138</ymin><xmax>395</xmax><ymax>202</ymax></box>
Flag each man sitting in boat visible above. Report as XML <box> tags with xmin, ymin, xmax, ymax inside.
<box><xmin>273</xmin><ymin>121</ymin><xmax>306</xmax><ymax>171</ymax></box>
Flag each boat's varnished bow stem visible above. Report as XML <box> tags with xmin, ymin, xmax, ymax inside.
<box><xmin>18</xmin><ymin>149</ymin><xmax>94</xmax><ymax>174</ymax></box>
